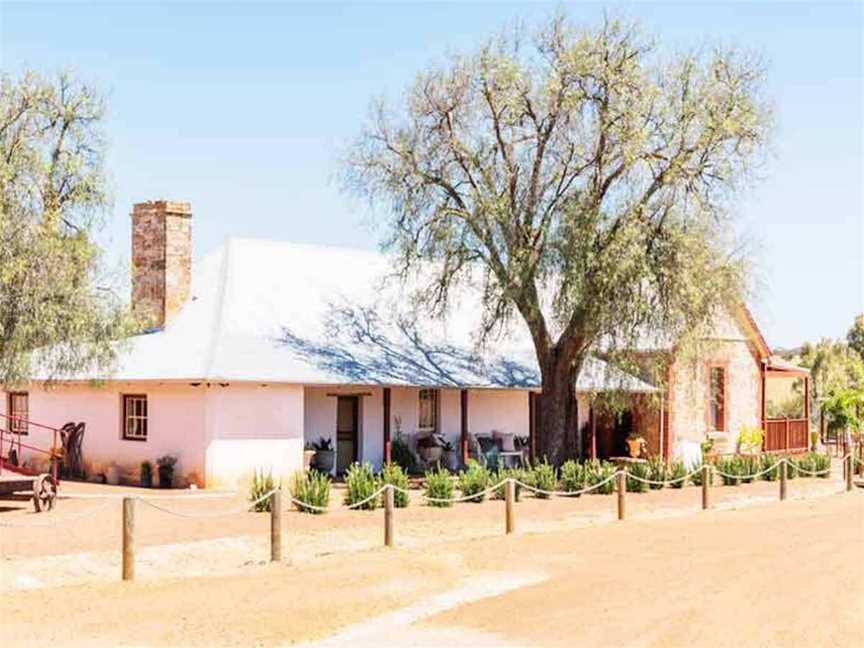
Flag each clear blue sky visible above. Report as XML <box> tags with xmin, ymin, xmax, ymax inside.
<box><xmin>1</xmin><ymin>1</ymin><xmax>862</xmax><ymax>348</ymax></box>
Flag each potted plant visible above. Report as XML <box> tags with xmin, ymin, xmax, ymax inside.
<box><xmin>626</xmin><ymin>433</ymin><xmax>646</xmax><ymax>459</ymax></box>
<box><xmin>303</xmin><ymin>442</ymin><xmax>316</xmax><ymax>471</ymax></box>
<box><xmin>156</xmin><ymin>455</ymin><xmax>177</xmax><ymax>488</ymax></box>
<box><xmin>417</xmin><ymin>433</ymin><xmax>445</xmax><ymax>464</ymax></box>
<box><xmin>140</xmin><ymin>461</ymin><xmax>153</xmax><ymax>488</ymax></box>
<box><xmin>441</xmin><ymin>439</ymin><xmax>460</xmax><ymax>471</ymax></box>
<box><xmin>311</xmin><ymin>436</ymin><xmax>335</xmax><ymax>473</ymax></box>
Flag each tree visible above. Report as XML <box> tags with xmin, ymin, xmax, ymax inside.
<box><xmin>0</xmin><ymin>71</ymin><xmax>128</xmax><ymax>386</ymax></box>
<box><xmin>343</xmin><ymin>16</ymin><xmax>770</xmax><ymax>464</ymax></box>
<box><xmin>847</xmin><ymin>314</ymin><xmax>864</xmax><ymax>360</ymax></box>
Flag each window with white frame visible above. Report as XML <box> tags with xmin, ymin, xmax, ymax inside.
<box><xmin>7</xmin><ymin>392</ymin><xmax>28</xmax><ymax>435</ymax></box>
<box><xmin>418</xmin><ymin>388</ymin><xmax>439</xmax><ymax>434</ymax></box>
<box><xmin>123</xmin><ymin>394</ymin><xmax>148</xmax><ymax>441</ymax></box>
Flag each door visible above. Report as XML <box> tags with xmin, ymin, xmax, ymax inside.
<box><xmin>336</xmin><ymin>396</ymin><xmax>359</xmax><ymax>474</ymax></box>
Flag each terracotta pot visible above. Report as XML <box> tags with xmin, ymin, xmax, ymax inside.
<box><xmin>627</xmin><ymin>438</ymin><xmax>643</xmax><ymax>459</ymax></box>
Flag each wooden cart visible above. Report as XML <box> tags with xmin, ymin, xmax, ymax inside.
<box><xmin>0</xmin><ymin>471</ymin><xmax>57</xmax><ymax>512</ymax></box>
<box><xmin>1</xmin><ymin>413</ymin><xmax>62</xmax><ymax>513</ymax></box>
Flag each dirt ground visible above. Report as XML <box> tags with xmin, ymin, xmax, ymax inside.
<box><xmin>3</xmin><ymin>491</ymin><xmax>862</xmax><ymax>647</ymax></box>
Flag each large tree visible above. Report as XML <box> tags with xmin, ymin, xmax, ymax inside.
<box><xmin>343</xmin><ymin>16</ymin><xmax>769</xmax><ymax>464</ymax></box>
<box><xmin>0</xmin><ymin>71</ymin><xmax>127</xmax><ymax>386</ymax></box>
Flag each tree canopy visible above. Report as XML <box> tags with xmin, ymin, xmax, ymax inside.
<box><xmin>0</xmin><ymin>71</ymin><xmax>128</xmax><ymax>386</ymax></box>
<box><xmin>343</xmin><ymin>15</ymin><xmax>770</xmax><ymax>462</ymax></box>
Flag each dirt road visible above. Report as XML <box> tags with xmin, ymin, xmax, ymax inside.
<box><xmin>4</xmin><ymin>491</ymin><xmax>862</xmax><ymax>647</ymax></box>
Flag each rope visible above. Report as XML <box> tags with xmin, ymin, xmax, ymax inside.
<box><xmin>618</xmin><ymin>466</ymin><xmax>703</xmax><ymax>487</ymax></box>
<box><xmin>138</xmin><ymin>488</ymin><xmax>279</xmax><ymax>518</ymax></box>
<box><xmin>0</xmin><ymin>499</ymin><xmax>115</xmax><ymax>528</ymax></box>
<box><xmin>422</xmin><ymin>480</ymin><xmax>505</xmax><ymax>504</ymax></box>
<box><xmin>713</xmin><ymin>459</ymin><xmax>783</xmax><ymax>481</ymax></box>
<box><xmin>58</xmin><ymin>490</ymin><xmax>237</xmax><ymax>501</ymax></box>
<box><xmin>514</xmin><ymin>471</ymin><xmax>622</xmax><ymax>497</ymax></box>
<box><xmin>794</xmin><ymin>465</ymin><xmax>831</xmax><ymax>477</ymax></box>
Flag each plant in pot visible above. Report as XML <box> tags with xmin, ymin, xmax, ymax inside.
<box><xmin>626</xmin><ymin>433</ymin><xmax>646</xmax><ymax>459</ymax></box>
<box><xmin>303</xmin><ymin>442</ymin><xmax>316</xmax><ymax>471</ymax></box>
<box><xmin>311</xmin><ymin>436</ymin><xmax>335</xmax><ymax>473</ymax></box>
<box><xmin>140</xmin><ymin>461</ymin><xmax>153</xmax><ymax>488</ymax></box>
<box><xmin>417</xmin><ymin>432</ymin><xmax>445</xmax><ymax>465</ymax></box>
<box><xmin>441</xmin><ymin>439</ymin><xmax>461</xmax><ymax>471</ymax></box>
<box><xmin>156</xmin><ymin>455</ymin><xmax>177</xmax><ymax>488</ymax></box>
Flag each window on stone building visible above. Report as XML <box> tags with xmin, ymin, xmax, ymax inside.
<box><xmin>7</xmin><ymin>392</ymin><xmax>28</xmax><ymax>435</ymax></box>
<box><xmin>709</xmin><ymin>367</ymin><xmax>726</xmax><ymax>432</ymax></box>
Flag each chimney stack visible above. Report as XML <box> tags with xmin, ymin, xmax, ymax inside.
<box><xmin>131</xmin><ymin>200</ymin><xmax>192</xmax><ymax>329</ymax></box>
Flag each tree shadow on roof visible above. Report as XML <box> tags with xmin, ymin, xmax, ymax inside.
<box><xmin>277</xmin><ymin>302</ymin><xmax>538</xmax><ymax>388</ymax></box>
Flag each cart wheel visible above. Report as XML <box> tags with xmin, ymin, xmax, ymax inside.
<box><xmin>32</xmin><ymin>474</ymin><xmax>57</xmax><ymax>513</ymax></box>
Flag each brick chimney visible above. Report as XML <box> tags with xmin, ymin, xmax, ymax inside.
<box><xmin>131</xmin><ymin>200</ymin><xmax>192</xmax><ymax>329</ymax></box>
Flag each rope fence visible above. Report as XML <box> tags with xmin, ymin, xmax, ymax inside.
<box><xmin>2</xmin><ymin>455</ymin><xmax>860</xmax><ymax>579</ymax></box>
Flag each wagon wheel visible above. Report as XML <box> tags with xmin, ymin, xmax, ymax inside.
<box><xmin>32</xmin><ymin>474</ymin><xmax>57</xmax><ymax>513</ymax></box>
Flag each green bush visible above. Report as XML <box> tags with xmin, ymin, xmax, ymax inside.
<box><xmin>560</xmin><ymin>460</ymin><xmax>587</xmax><ymax>496</ymax></box>
<box><xmin>784</xmin><ymin>456</ymin><xmax>798</xmax><ymax>479</ymax></box>
<box><xmin>760</xmin><ymin>454</ymin><xmax>781</xmax><ymax>481</ymax></box>
<box><xmin>424</xmin><ymin>467</ymin><xmax>454</xmax><ymax>507</ymax></box>
<box><xmin>811</xmin><ymin>452</ymin><xmax>831</xmax><ymax>477</ymax></box>
<box><xmin>667</xmin><ymin>460</ymin><xmax>687</xmax><ymax>488</ymax></box>
<box><xmin>249</xmin><ymin>469</ymin><xmax>279</xmax><ymax>512</ymax></box>
<box><xmin>492</xmin><ymin>467</ymin><xmax>525</xmax><ymax>501</ymax></box>
<box><xmin>379</xmin><ymin>463</ymin><xmax>410</xmax><ymax>508</ymax></box>
<box><xmin>646</xmin><ymin>456</ymin><xmax>667</xmax><ymax>490</ymax></box>
<box><xmin>344</xmin><ymin>462</ymin><xmax>379</xmax><ymax>510</ymax></box>
<box><xmin>690</xmin><ymin>462</ymin><xmax>706</xmax><ymax>486</ymax></box>
<box><xmin>391</xmin><ymin>435</ymin><xmax>418</xmax><ymax>475</ymax></box>
<box><xmin>738</xmin><ymin>455</ymin><xmax>760</xmax><ymax>483</ymax></box>
<box><xmin>585</xmin><ymin>459</ymin><xmax>616</xmax><ymax>494</ymax></box>
<box><xmin>626</xmin><ymin>461</ymin><xmax>649</xmax><ymax>493</ymax></box>
<box><xmin>458</xmin><ymin>460</ymin><xmax>491</xmax><ymax>503</ymax></box>
<box><xmin>716</xmin><ymin>457</ymin><xmax>740</xmax><ymax>486</ymax></box>
<box><xmin>528</xmin><ymin>459</ymin><xmax>557</xmax><ymax>499</ymax></box>
<box><xmin>291</xmin><ymin>470</ymin><xmax>331</xmax><ymax>514</ymax></box>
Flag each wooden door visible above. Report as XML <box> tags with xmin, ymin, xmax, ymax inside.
<box><xmin>336</xmin><ymin>396</ymin><xmax>359</xmax><ymax>474</ymax></box>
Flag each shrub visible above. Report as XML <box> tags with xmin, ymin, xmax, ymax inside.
<box><xmin>391</xmin><ymin>435</ymin><xmax>418</xmax><ymax>475</ymax></box>
<box><xmin>667</xmin><ymin>460</ymin><xmax>687</xmax><ymax>488</ymax></box>
<box><xmin>738</xmin><ymin>455</ymin><xmax>760</xmax><ymax>483</ymax></box>
<box><xmin>458</xmin><ymin>460</ymin><xmax>491</xmax><ymax>502</ymax></box>
<box><xmin>291</xmin><ymin>470</ymin><xmax>330</xmax><ymax>514</ymax></box>
<box><xmin>784</xmin><ymin>456</ymin><xmax>798</xmax><ymax>479</ymax></box>
<box><xmin>737</xmin><ymin>425</ymin><xmax>764</xmax><ymax>454</ymax></box>
<box><xmin>492</xmin><ymin>467</ymin><xmax>525</xmax><ymax>501</ymax></box>
<box><xmin>716</xmin><ymin>457</ymin><xmax>740</xmax><ymax>486</ymax></box>
<box><xmin>626</xmin><ymin>461</ymin><xmax>649</xmax><ymax>493</ymax></box>
<box><xmin>690</xmin><ymin>462</ymin><xmax>706</xmax><ymax>486</ymax></box>
<box><xmin>379</xmin><ymin>463</ymin><xmax>410</xmax><ymax>508</ymax></box>
<box><xmin>344</xmin><ymin>462</ymin><xmax>379</xmax><ymax>510</ymax></box>
<box><xmin>811</xmin><ymin>452</ymin><xmax>831</xmax><ymax>477</ymax></box>
<box><xmin>249</xmin><ymin>469</ymin><xmax>279</xmax><ymax>512</ymax></box>
<box><xmin>760</xmin><ymin>454</ymin><xmax>781</xmax><ymax>481</ymax></box>
<box><xmin>585</xmin><ymin>459</ymin><xmax>616</xmax><ymax>494</ymax></box>
<box><xmin>560</xmin><ymin>460</ymin><xmax>587</xmax><ymax>496</ymax></box>
<box><xmin>424</xmin><ymin>467</ymin><xmax>454</xmax><ymax>507</ymax></box>
<box><xmin>528</xmin><ymin>459</ymin><xmax>557</xmax><ymax>499</ymax></box>
<box><xmin>645</xmin><ymin>456</ymin><xmax>667</xmax><ymax>490</ymax></box>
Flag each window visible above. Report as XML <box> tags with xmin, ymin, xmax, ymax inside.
<box><xmin>709</xmin><ymin>367</ymin><xmax>726</xmax><ymax>432</ymax></box>
<box><xmin>123</xmin><ymin>394</ymin><xmax>148</xmax><ymax>440</ymax></box>
<box><xmin>7</xmin><ymin>392</ymin><xmax>28</xmax><ymax>435</ymax></box>
<box><xmin>418</xmin><ymin>389</ymin><xmax>439</xmax><ymax>434</ymax></box>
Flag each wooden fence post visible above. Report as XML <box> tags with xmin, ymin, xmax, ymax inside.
<box><xmin>384</xmin><ymin>485</ymin><xmax>394</xmax><ymax>547</ymax></box>
<box><xmin>846</xmin><ymin>455</ymin><xmax>853</xmax><ymax>492</ymax></box>
<box><xmin>616</xmin><ymin>471</ymin><xmax>626</xmax><ymax>521</ymax></box>
<box><xmin>701</xmin><ymin>464</ymin><xmax>710</xmax><ymax>510</ymax></box>
<box><xmin>122</xmin><ymin>497</ymin><xmax>135</xmax><ymax>582</ymax></box>
<box><xmin>270</xmin><ymin>489</ymin><xmax>282</xmax><ymax>562</ymax></box>
<box><xmin>505</xmin><ymin>479</ymin><xmax>515</xmax><ymax>534</ymax></box>
<box><xmin>779</xmin><ymin>460</ymin><xmax>787</xmax><ymax>501</ymax></box>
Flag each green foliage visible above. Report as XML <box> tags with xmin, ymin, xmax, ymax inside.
<box><xmin>527</xmin><ymin>459</ymin><xmax>557</xmax><ymax>499</ymax></box>
<box><xmin>344</xmin><ymin>462</ymin><xmax>379</xmax><ymax>510</ymax></box>
<box><xmin>458</xmin><ymin>460</ymin><xmax>491</xmax><ymax>503</ymax></box>
<box><xmin>379</xmin><ymin>462</ymin><xmax>410</xmax><ymax>507</ymax></box>
<box><xmin>249</xmin><ymin>469</ymin><xmax>279</xmax><ymax>512</ymax></box>
<box><xmin>667</xmin><ymin>460</ymin><xmax>687</xmax><ymax>488</ymax></box>
<box><xmin>625</xmin><ymin>461</ymin><xmax>649</xmax><ymax>493</ymax></box>
<box><xmin>560</xmin><ymin>460</ymin><xmax>587</xmax><ymax>495</ymax></box>
<box><xmin>291</xmin><ymin>470</ymin><xmax>331</xmax><ymax>514</ymax></box>
<box><xmin>391</xmin><ymin>435</ymin><xmax>418</xmax><ymax>475</ymax></box>
<box><xmin>784</xmin><ymin>456</ymin><xmax>798</xmax><ymax>479</ymax></box>
<box><xmin>760</xmin><ymin>454</ymin><xmax>781</xmax><ymax>481</ymax></box>
<box><xmin>810</xmin><ymin>452</ymin><xmax>831</xmax><ymax>477</ymax></box>
<box><xmin>716</xmin><ymin>457</ymin><xmax>740</xmax><ymax>486</ymax></box>
<box><xmin>737</xmin><ymin>426</ymin><xmax>764</xmax><ymax>454</ymax></box>
<box><xmin>585</xmin><ymin>459</ymin><xmax>616</xmax><ymax>494</ymax></box>
<box><xmin>645</xmin><ymin>456</ymin><xmax>667</xmax><ymax>490</ymax></box>
<box><xmin>0</xmin><ymin>71</ymin><xmax>131</xmax><ymax>384</ymax></box>
<box><xmin>424</xmin><ymin>467</ymin><xmax>454</xmax><ymax>507</ymax></box>
<box><xmin>492</xmin><ymin>467</ymin><xmax>525</xmax><ymax>501</ymax></box>
<box><xmin>848</xmin><ymin>315</ymin><xmax>864</xmax><ymax>359</ymax></box>
<box><xmin>738</xmin><ymin>454</ymin><xmax>760</xmax><ymax>483</ymax></box>
<box><xmin>690</xmin><ymin>463</ymin><xmax>706</xmax><ymax>486</ymax></box>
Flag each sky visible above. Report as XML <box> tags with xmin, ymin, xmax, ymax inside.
<box><xmin>1</xmin><ymin>1</ymin><xmax>862</xmax><ymax>349</ymax></box>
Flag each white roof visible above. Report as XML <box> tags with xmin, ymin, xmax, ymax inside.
<box><xmin>81</xmin><ymin>238</ymin><xmax>657</xmax><ymax>392</ymax></box>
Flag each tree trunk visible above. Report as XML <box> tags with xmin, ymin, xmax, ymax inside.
<box><xmin>536</xmin><ymin>354</ymin><xmax>580</xmax><ymax>466</ymax></box>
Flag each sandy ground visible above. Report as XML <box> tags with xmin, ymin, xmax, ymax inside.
<box><xmin>4</xmin><ymin>491</ymin><xmax>862</xmax><ymax>647</ymax></box>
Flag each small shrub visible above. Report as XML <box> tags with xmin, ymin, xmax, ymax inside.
<box><xmin>796</xmin><ymin>453</ymin><xmax>815</xmax><ymax>476</ymax></box>
<box><xmin>424</xmin><ymin>467</ymin><xmax>454</xmax><ymax>507</ymax></box>
<box><xmin>391</xmin><ymin>435</ymin><xmax>418</xmax><ymax>475</ymax></box>
<box><xmin>458</xmin><ymin>460</ymin><xmax>491</xmax><ymax>503</ymax></box>
<box><xmin>528</xmin><ymin>459</ymin><xmax>557</xmax><ymax>499</ymax></box>
<box><xmin>560</xmin><ymin>460</ymin><xmax>587</xmax><ymax>496</ymax></box>
<box><xmin>249</xmin><ymin>469</ymin><xmax>279</xmax><ymax>512</ymax></box>
<box><xmin>626</xmin><ymin>461</ymin><xmax>649</xmax><ymax>493</ymax></box>
<box><xmin>811</xmin><ymin>452</ymin><xmax>831</xmax><ymax>477</ymax></box>
<box><xmin>344</xmin><ymin>462</ymin><xmax>379</xmax><ymax>510</ymax></box>
<box><xmin>379</xmin><ymin>463</ymin><xmax>410</xmax><ymax>508</ymax></box>
<box><xmin>667</xmin><ymin>460</ymin><xmax>687</xmax><ymax>488</ymax></box>
<box><xmin>291</xmin><ymin>470</ymin><xmax>331</xmax><ymax>514</ymax></box>
<box><xmin>760</xmin><ymin>454</ymin><xmax>781</xmax><ymax>481</ymax></box>
<box><xmin>784</xmin><ymin>456</ymin><xmax>798</xmax><ymax>480</ymax></box>
<box><xmin>738</xmin><ymin>455</ymin><xmax>760</xmax><ymax>483</ymax></box>
<box><xmin>585</xmin><ymin>459</ymin><xmax>616</xmax><ymax>494</ymax></box>
<box><xmin>492</xmin><ymin>467</ymin><xmax>525</xmax><ymax>501</ymax></box>
<box><xmin>716</xmin><ymin>457</ymin><xmax>740</xmax><ymax>486</ymax></box>
<box><xmin>690</xmin><ymin>462</ymin><xmax>706</xmax><ymax>486</ymax></box>
<box><xmin>646</xmin><ymin>456</ymin><xmax>667</xmax><ymax>490</ymax></box>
